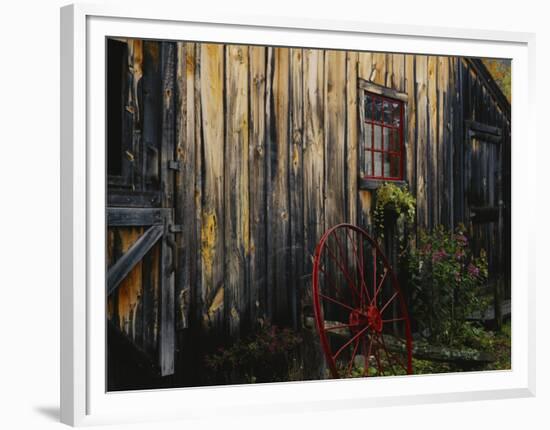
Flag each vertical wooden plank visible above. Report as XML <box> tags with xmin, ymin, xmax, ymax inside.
<box><xmin>393</xmin><ymin>54</ymin><xmax>405</xmax><ymax>92</ymax></box>
<box><xmin>117</xmin><ymin>40</ymin><xmax>158</xmax><ymax>360</ymax></box>
<box><xmin>199</xmin><ymin>44</ymin><xmax>225</xmax><ymax>331</ymax></box>
<box><xmin>129</xmin><ymin>39</ymin><xmax>144</xmax><ymax>190</ymax></box>
<box><xmin>445</xmin><ymin>56</ymin><xmax>455</xmax><ymax>228</ymax></box>
<box><xmin>302</xmin><ymin>48</ymin><xmax>325</xmax><ymax>380</ymax></box>
<box><xmin>454</xmin><ymin>58</ymin><xmax>466</xmax><ymax>225</ymax></box>
<box><xmin>266</xmin><ymin>47</ymin><xmax>291</xmax><ymax>325</ymax></box>
<box><xmin>346</xmin><ymin>51</ymin><xmax>358</xmax><ymax>226</ymax></box>
<box><xmin>371</xmin><ymin>52</ymin><xmax>387</xmax><ymax>86</ymax></box>
<box><xmin>405</xmin><ymin>55</ymin><xmax>417</xmax><ymax>207</ymax></box>
<box><xmin>385</xmin><ymin>53</ymin><xmax>393</xmax><ymax>88</ymax></box>
<box><xmin>324</xmin><ymin>50</ymin><xmax>347</xmax><ymax>231</ymax></box>
<box><xmin>289</xmin><ymin>48</ymin><xmax>304</xmax><ymax>329</ymax></box>
<box><xmin>225</xmin><ymin>45</ymin><xmax>250</xmax><ymax>337</ymax></box>
<box><xmin>324</xmin><ymin>49</ymin><xmax>347</xmax><ymax>328</ymax></box>
<box><xmin>427</xmin><ymin>56</ymin><xmax>438</xmax><ymax>229</ymax></box>
<box><xmin>184</xmin><ymin>43</ymin><xmax>204</xmax><ymax>386</ymax></box>
<box><xmin>437</xmin><ymin>56</ymin><xmax>448</xmax><ymax>227</ymax></box>
<box><xmin>141</xmin><ymin>242</ymin><xmax>160</xmax><ymax>356</ymax></box>
<box><xmin>174</xmin><ymin>42</ymin><xmax>191</xmax><ymax>331</ymax></box>
<box><xmin>357</xmin><ymin>51</ymin><xmax>373</xmax><ymax>230</ymax></box>
<box><xmin>248</xmin><ymin>46</ymin><xmax>267</xmax><ymax>327</ymax></box>
<box><xmin>192</xmin><ymin>44</ymin><xmax>203</xmax><ymax>330</ymax></box>
<box><xmin>303</xmin><ymin>48</ymin><xmax>325</xmax><ymax>268</ymax></box>
<box><xmin>264</xmin><ymin>48</ymin><xmax>274</xmax><ymax>321</ymax></box>
<box><xmin>141</xmin><ymin>41</ymin><xmax>161</xmax><ymax>192</ymax></box>
<box><xmin>358</xmin><ymin>51</ymin><xmax>373</xmax><ymax>81</ymax></box>
<box><xmin>159</xmin><ymin>42</ymin><xmax>176</xmax><ymax>376</ymax></box>
<box><xmin>415</xmin><ymin>55</ymin><xmax>429</xmax><ymax>229</ymax></box>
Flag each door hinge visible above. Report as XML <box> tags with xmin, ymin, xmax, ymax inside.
<box><xmin>169</xmin><ymin>224</ymin><xmax>184</xmax><ymax>233</ymax></box>
<box><xmin>168</xmin><ymin>160</ymin><xmax>182</xmax><ymax>171</ymax></box>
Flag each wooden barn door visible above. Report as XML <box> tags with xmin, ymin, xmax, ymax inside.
<box><xmin>106</xmin><ymin>39</ymin><xmax>177</xmax><ymax>389</ymax></box>
<box><xmin>464</xmin><ymin>119</ymin><xmax>506</xmax><ymax>328</ymax></box>
<box><xmin>106</xmin><ymin>208</ymin><xmax>176</xmax><ymax>378</ymax></box>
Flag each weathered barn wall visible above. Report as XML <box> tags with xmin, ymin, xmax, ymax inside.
<box><xmin>106</xmin><ymin>40</ymin><xmax>511</xmax><ymax>385</ymax></box>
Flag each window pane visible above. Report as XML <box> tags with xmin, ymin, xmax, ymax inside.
<box><xmin>374</xmin><ymin>152</ymin><xmax>383</xmax><ymax>177</ymax></box>
<box><xmin>366</xmin><ymin>121</ymin><xmax>373</xmax><ymax>149</ymax></box>
<box><xmin>383</xmin><ymin>152</ymin><xmax>391</xmax><ymax>177</ymax></box>
<box><xmin>383</xmin><ymin>127</ymin><xmax>392</xmax><ymax>151</ymax></box>
<box><xmin>374</xmin><ymin>97</ymin><xmax>383</xmax><ymax>122</ymax></box>
<box><xmin>365</xmin><ymin>124</ymin><xmax>373</xmax><ymax>175</ymax></box>
<box><xmin>374</xmin><ymin>125</ymin><xmax>382</xmax><ymax>150</ymax></box>
<box><xmin>390</xmin><ymin>128</ymin><xmax>400</xmax><ymax>152</ymax></box>
<box><xmin>383</xmin><ymin>100</ymin><xmax>392</xmax><ymax>124</ymax></box>
<box><xmin>391</xmin><ymin>101</ymin><xmax>401</xmax><ymax>127</ymax></box>
<box><xmin>362</xmin><ymin>93</ymin><xmax>404</xmax><ymax>179</ymax></box>
<box><xmin>389</xmin><ymin>154</ymin><xmax>401</xmax><ymax>177</ymax></box>
<box><xmin>365</xmin><ymin>95</ymin><xmax>374</xmax><ymax>120</ymax></box>
<box><xmin>365</xmin><ymin>149</ymin><xmax>372</xmax><ymax>177</ymax></box>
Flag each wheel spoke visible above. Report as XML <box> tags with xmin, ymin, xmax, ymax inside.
<box><xmin>318</xmin><ymin>265</ymin><xmax>354</xmax><ymax>312</ymax></box>
<box><xmin>364</xmin><ymin>333</ymin><xmax>374</xmax><ymax>377</ymax></box>
<box><xmin>347</xmin><ymin>337</ymin><xmax>361</xmax><ymax>377</ymax></box>
<box><xmin>319</xmin><ymin>293</ymin><xmax>356</xmax><ymax>313</ymax></box>
<box><xmin>324</xmin><ymin>242</ymin><xmax>360</xmax><ymax>300</ymax></box>
<box><xmin>379</xmin><ymin>291</ymin><xmax>399</xmax><ymax>315</ymax></box>
<box><xmin>333</xmin><ymin>324</ymin><xmax>369</xmax><ymax>361</ymax></box>
<box><xmin>373</xmin><ymin>337</ymin><xmax>384</xmax><ymax>375</ymax></box>
<box><xmin>377</xmin><ymin>334</ymin><xmax>398</xmax><ymax>375</ymax></box>
<box><xmin>372</xmin><ymin>248</ymin><xmax>377</xmax><ymax>304</ymax></box>
<box><xmin>379</xmin><ymin>334</ymin><xmax>408</xmax><ymax>372</ymax></box>
<box><xmin>372</xmin><ymin>268</ymin><xmax>388</xmax><ymax>307</ymax></box>
<box><xmin>346</xmin><ymin>229</ymin><xmax>371</xmax><ymax>305</ymax></box>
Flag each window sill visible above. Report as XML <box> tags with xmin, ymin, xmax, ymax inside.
<box><xmin>358</xmin><ymin>178</ymin><xmax>408</xmax><ymax>191</ymax></box>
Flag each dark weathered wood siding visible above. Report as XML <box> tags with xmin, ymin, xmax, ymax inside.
<box><xmin>107</xmin><ymin>40</ymin><xmax>511</xmax><ymax>381</ymax></box>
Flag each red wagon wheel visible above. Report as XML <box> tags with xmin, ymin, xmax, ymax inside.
<box><xmin>312</xmin><ymin>223</ymin><xmax>413</xmax><ymax>378</ymax></box>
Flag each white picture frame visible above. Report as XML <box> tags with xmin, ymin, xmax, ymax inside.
<box><xmin>60</xmin><ymin>3</ymin><xmax>536</xmax><ymax>426</ymax></box>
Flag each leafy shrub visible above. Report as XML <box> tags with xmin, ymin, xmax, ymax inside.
<box><xmin>204</xmin><ymin>323</ymin><xmax>303</xmax><ymax>384</ymax></box>
<box><xmin>408</xmin><ymin>224</ymin><xmax>489</xmax><ymax>346</ymax></box>
<box><xmin>373</xmin><ymin>182</ymin><xmax>416</xmax><ymax>233</ymax></box>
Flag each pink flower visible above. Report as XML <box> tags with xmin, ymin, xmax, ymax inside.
<box><xmin>432</xmin><ymin>249</ymin><xmax>448</xmax><ymax>263</ymax></box>
<box><xmin>467</xmin><ymin>263</ymin><xmax>480</xmax><ymax>277</ymax></box>
<box><xmin>456</xmin><ymin>234</ymin><xmax>468</xmax><ymax>246</ymax></box>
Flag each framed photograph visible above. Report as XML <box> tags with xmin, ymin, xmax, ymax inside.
<box><xmin>60</xmin><ymin>3</ymin><xmax>536</xmax><ymax>426</ymax></box>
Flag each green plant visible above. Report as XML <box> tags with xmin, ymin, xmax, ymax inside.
<box><xmin>373</xmin><ymin>182</ymin><xmax>416</xmax><ymax>235</ymax></box>
<box><xmin>204</xmin><ymin>323</ymin><xmax>303</xmax><ymax>384</ymax></box>
<box><xmin>408</xmin><ymin>224</ymin><xmax>489</xmax><ymax>346</ymax></box>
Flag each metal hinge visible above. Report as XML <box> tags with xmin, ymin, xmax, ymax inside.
<box><xmin>169</xmin><ymin>224</ymin><xmax>184</xmax><ymax>233</ymax></box>
<box><xmin>168</xmin><ymin>160</ymin><xmax>182</xmax><ymax>171</ymax></box>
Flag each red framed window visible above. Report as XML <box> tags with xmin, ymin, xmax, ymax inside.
<box><xmin>362</xmin><ymin>92</ymin><xmax>404</xmax><ymax>180</ymax></box>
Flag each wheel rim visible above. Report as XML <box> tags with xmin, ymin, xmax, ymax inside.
<box><xmin>312</xmin><ymin>223</ymin><xmax>413</xmax><ymax>378</ymax></box>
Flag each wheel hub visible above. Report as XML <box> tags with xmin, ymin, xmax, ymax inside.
<box><xmin>349</xmin><ymin>309</ymin><xmax>368</xmax><ymax>334</ymax></box>
<box><xmin>366</xmin><ymin>305</ymin><xmax>383</xmax><ymax>333</ymax></box>
<box><xmin>349</xmin><ymin>306</ymin><xmax>383</xmax><ymax>333</ymax></box>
